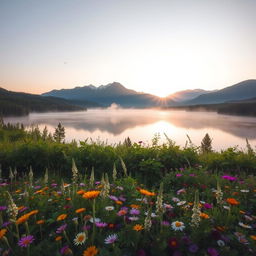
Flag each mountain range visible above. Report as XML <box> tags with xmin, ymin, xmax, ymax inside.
<box><xmin>1</xmin><ymin>79</ymin><xmax>256</xmax><ymax>116</ymax></box>
<box><xmin>42</xmin><ymin>79</ymin><xmax>256</xmax><ymax>108</ymax></box>
<box><xmin>42</xmin><ymin>82</ymin><xmax>175</xmax><ymax>107</ymax></box>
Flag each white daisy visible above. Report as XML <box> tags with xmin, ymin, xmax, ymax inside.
<box><xmin>89</xmin><ymin>217</ymin><xmax>101</xmax><ymax>223</ymax></box>
<box><xmin>73</xmin><ymin>232</ymin><xmax>87</xmax><ymax>245</ymax></box>
<box><xmin>217</xmin><ymin>240</ymin><xmax>225</xmax><ymax>247</ymax></box>
<box><xmin>105</xmin><ymin>206</ymin><xmax>115</xmax><ymax>211</ymax></box>
<box><xmin>177</xmin><ymin>201</ymin><xmax>186</xmax><ymax>206</ymax></box>
<box><xmin>239</xmin><ymin>222</ymin><xmax>252</xmax><ymax>229</ymax></box>
<box><xmin>171</xmin><ymin>221</ymin><xmax>185</xmax><ymax>231</ymax></box>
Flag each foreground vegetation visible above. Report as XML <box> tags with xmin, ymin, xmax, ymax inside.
<box><xmin>0</xmin><ymin>121</ymin><xmax>256</xmax><ymax>255</ymax></box>
<box><xmin>1</xmin><ymin>162</ymin><xmax>256</xmax><ymax>255</ymax></box>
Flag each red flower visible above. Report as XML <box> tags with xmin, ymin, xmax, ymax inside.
<box><xmin>168</xmin><ymin>238</ymin><xmax>179</xmax><ymax>249</ymax></box>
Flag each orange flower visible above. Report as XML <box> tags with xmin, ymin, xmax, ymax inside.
<box><xmin>250</xmin><ymin>235</ymin><xmax>256</xmax><ymax>241</ymax></box>
<box><xmin>200</xmin><ymin>213</ymin><xmax>210</xmax><ymax>219</ymax></box>
<box><xmin>77</xmin><ymin>190</ymin><xmax>86</xmax><ymax>195</ymax></box>
<box><xmin>36</xmin><ymin>220</ymin><xmax>45</xmax><ymax>225</ymax></box>
<box><xmin>83</xmin><ymin>245</ymin><xmax>98</xmax><ymax>256</ymax></box>
<box><xmin>65</xmin><ymin>197</ymin><xmax>71</xmax><ymax>201</ymax></box>
<box><xmin>55</xmin><ymin>236</ymin><xmax>63</xmax><ymax>241</ymax></box>
<box><xmin>130</xmin><ymin>204</ymin><xmax>140</xmax><ymax>209</ymax></box>
<box><xmin>0</xmin><ymin>229</ymin><xmax>7</xmax><ymax>239</ymax></box>
<box><xmin>216</xmin><ymin>226</ymin><xmax>226</xmax><ymax>232</ymax></box>
<box><xmin>28</xmin><ymin>210</ymin><xmax>39</xmax><ymax>216</ymax></box>
<box><xmin>133</xmin><ymin>224</ymin><xmax>143</xmax><ymax>231</ymax></box>
<box><xmin>115</xmin><ymin>200</ymin><xmax>123</xmax><ymax>205</ymax></box>
<box><xmin>35</xmin><ymin>190</ymin><xmax>43</xmax><ymax>194</ymax></box>
<box><xmin>139</xmin><ymin>189</ymin><xmax>156</xmax><ymax>196</ymax></box>
<box><xmin>76</xmin><ymin>208</ymin><xmax>86</xmax><ymax>214</ymax></box>
<box><xmin>57</xmin><ymin>214</ymin><xmax>67</xmax><ymax>221</ymax></box>
<box><xmin>82</xmin><ymin>191</ymin><xmax>100</xmax><ymax>199</ymax></box>
<box><xmin>226</xmin><ymin>198</ymin><xmax>240</xmax><ymax>205</ymax></box>
<box><xmin>16</xmin><ymin>214</ymin><xmax>30</xmax><ymax>225</ymax></box>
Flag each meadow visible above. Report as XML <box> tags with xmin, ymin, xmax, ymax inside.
<box><xmin>0</xmin><ymin>122</ymin><xmax>256</xmax><ymax>255</ymax></box>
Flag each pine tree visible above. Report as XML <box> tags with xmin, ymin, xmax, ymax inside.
<box><xmin>201</xmin><ymin>133</ymin><xmax>212</xmax><ymax>153</ymax></box>
<box><xmin>53</xmin><ymin>123</ymin><xmax>65</xmax><ymax>143</ymax></box>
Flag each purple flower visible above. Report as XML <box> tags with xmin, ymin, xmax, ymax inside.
<box><xmin>51</xmin><ymin>183</ymin><xmax>57</xmax><ymax>187</ymax></box>
<box><xmin>221</xmin><ymin>175</ymin><xmax>237</xmax><ymax>181</ymax></box>
<box><xmin>60</xmin><ymin>245</ymin><xmax>72</xmax><ymax>255</ymax></box>
<box><xmin>95</xmin><ymin>222</ymin><xmax>108</xmax><ymax>228</ymax></box>
<box><xmin>109</xmin><ymin>195</ymin><xmax>118</xmax><ymax>201</ymax></box>
<box><xmin>203</xmin><ymin>203</ymin><xmax>213</xmax><ymax>209</ymax></box>
<box><xmin>56</xmin><ymin>224</ymin><xmax>67</xmax><ymax>234</ymax></box>
<box><xmin>119</xmin><ymin>195</ymin><xmax>126</xmax><ymax>202</ymax></box>
<box><xmin>0</xmin><ymin>206</ymin><xmax>7</xmax><ymax>211</ymax></box>
<box><xmin>130</xmin><ymin>208</ymin><xmax>140</xmax><ymax>215</ymax></box>
<box><xmin>188</xmin><ymin>244</ymin><xmax>198</xmax><ymax>253</ymax></box>
<box><xmin>176</xmin><ymin>173</ymin><xmax>183</xmax><ymax>177</ymax></box>
<box><xmin>104</xmin><ymin>233</ymin><xmax>118</xmax><ymax>244</ymax></box>
<box><xmin>161</xmin><ymin>221</ymin><xmax>170</xmax><ymax>226</ymax></box>
<box><xmin>18</xmin><ymin>235</ymin><xmax>35</xmax><ymax>247</ymax></box>
<box><xmin>207</xmin><ymin>248</ymin><xmax>219</xmax><ymax>256</ymax></box>
<box><xmin>2</xmin><ymin>221</ymin><xmax>11</xmax><ymax>228</ymax></box>
<box><xmin>19</xmin><ymin>206</ymin><xmax>28</xmax><ymax>213</ymax></box>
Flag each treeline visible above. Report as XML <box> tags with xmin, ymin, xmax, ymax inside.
<box><xmin>0</xmin><ymin>87</ymin><xmax>85</xmax><ymax>116</ymax></box>
<box><xmin>169</xmin><ymin>100</ymin><xmax>256</xmax><ymax>117</ymax></box>
<box><xmin>0</xmin><ymin>121</ymin><xmax>256</xmax><ymax>186</ymax></box>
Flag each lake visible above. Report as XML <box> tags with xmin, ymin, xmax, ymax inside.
<box><xmin>3</xmin><ymin>108</ymin><xmax>256</xmax><ymax>150</ymax></box>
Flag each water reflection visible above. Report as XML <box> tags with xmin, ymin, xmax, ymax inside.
<box><xmin>3</xmin><ymin>109</ymin><xmax>256</xmax><ymax>149</ymax></box>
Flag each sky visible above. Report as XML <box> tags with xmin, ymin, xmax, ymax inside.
<box><xmin>0</xmin><ymin>0</ymin><xmax>256</xmax><ymax>97</ymax></box>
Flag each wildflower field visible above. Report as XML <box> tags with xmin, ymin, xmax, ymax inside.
<box><xmin>1</xmin><ymin>161</ymin><xmax>256</xmax><ymax>256</ymax></box>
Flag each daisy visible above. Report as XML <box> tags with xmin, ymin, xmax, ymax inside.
<box><xmin>128</xmin><ymin>216</ymin><xmax>139</xmax><ymax>221</ymax></box>
<box><xmin>89</xmin><ymin>217</ymin><xmax>101</xmax><ymax>223</ymax></box>
<box><xmin>177</xmin><ymin>201</ymin><xmax>186</xmax><ymax>206</ymax></box>
<box><xmin>238</xmin><ymin>222</ymin><xmax>252</xmax><ymax>229</ymax></box>
<box><xmin>74</xmin><ymin>232</ymin><xmax>87</xmax><ymax>245</ymax></box>
<box><xmin>18</xmin><ymin>235</ymin><xmax>35</xmax><ymax>247</ymax></box>
<box><xmin>171</xmin><ymin>221</ymin><xmax>185</xmax><ymax>231</ymax></box>
<box><xmin>105</xmin><ymin>206</ymin><xmax>114</xmax><ymax>211</ymax></box>
<box><xmin>104</xmin><ymin>234</ymin><xmax>118</xmax><ymax>244</ymax></box>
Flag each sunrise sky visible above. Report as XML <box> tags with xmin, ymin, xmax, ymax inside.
<box><xmin>1</xmin><ymin>0</ymin><xmax>256</xmax><ymax>97</ymax></box>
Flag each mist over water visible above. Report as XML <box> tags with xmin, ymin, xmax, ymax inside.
<box><xmin>3</xmin><ymin>109</ymin><xmax>256</xmax><ymax>150</ymax></box>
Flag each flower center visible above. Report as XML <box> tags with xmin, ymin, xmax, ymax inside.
<box><xmin>175</xmin><ymin>222</ymin><xmax>182</xmax><ymax>227</ymax></box>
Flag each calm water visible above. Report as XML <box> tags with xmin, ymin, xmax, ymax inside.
<box><xmin>3</xmin><ymin>109</ymin><xmax>256</xmax><ymax>150</ymax></box>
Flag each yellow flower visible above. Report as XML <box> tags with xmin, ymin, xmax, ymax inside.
<box><xmin>0</xmin><ymin>229</ymin><xmax>7</xmax><ymax>239</ymax></box>
<box><xmin>83</xmin><ymin>246</ymin><xmax>99</xmax><ymax>256</ymax></box>
<box><xmin>75</xmin><ymin>208</ymin><xmax>86</xmax><ymax>214</ymax></box>
<box><xmin>57</xmin><ymin>214</ymin><xmax>67</xmax><ymax>221</ymax></box>
<box><xmin>82</xmin><ymin>191</ymin><xmax>100</xmax><ymax>199</ymax></box>
<box><xmin>133</xmin><ymin>224</ymin><xmax>144</xmax><ymax>231</ymax></box>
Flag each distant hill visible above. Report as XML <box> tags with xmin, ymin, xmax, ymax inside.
<box><xmin>168</xmin><ymin>97</ymin><xmax>256</xmax><ymax>117</ymax></box>
<box><xmin>167</xmin><ymin>89</ymin><xmax>213</xmax><ymax>102</ymax></box>
<box><xmin>0</xmin><ymin>88</ymin><xmax>86</xmax><ymax>116</ymax></box>
<box><xmin>182</xmin><ymin>80</ymin><xmax>256</xmax><ymax>105</ymax></box>
<box><xmin>42</xmin><ymin>82</ymin><xmax>175</xmax><ymax>107</ymax></box>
